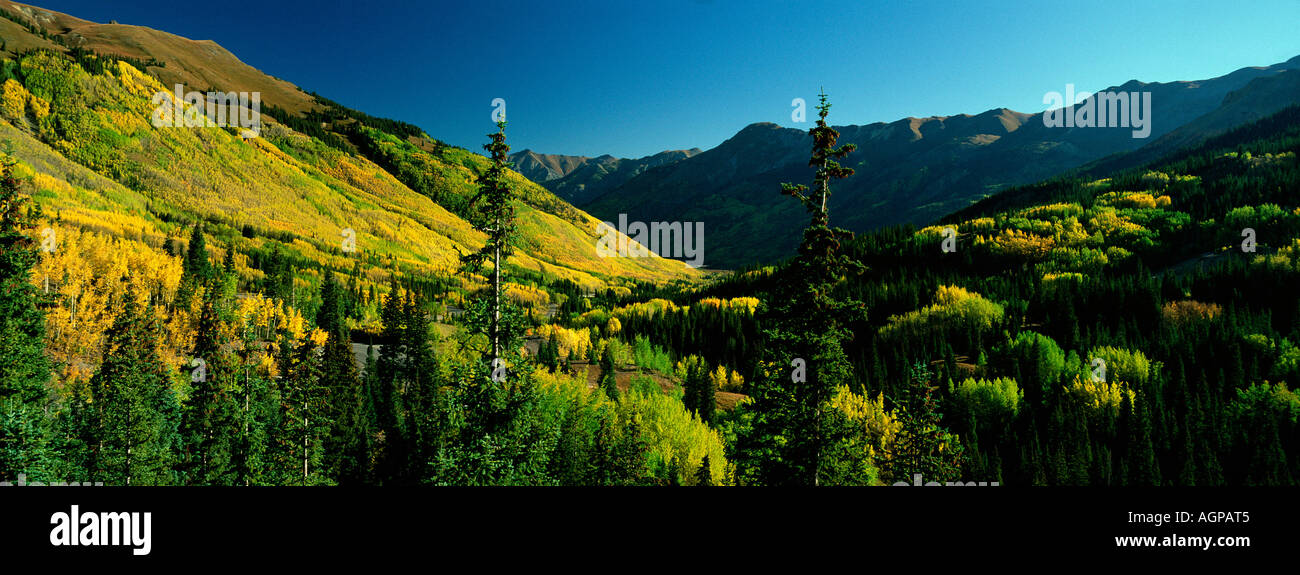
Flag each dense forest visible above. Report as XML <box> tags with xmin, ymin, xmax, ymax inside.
<box><xmin>0</xmin><ymin>41</ymin><xmax>1297</xmax><ymax>486</ymax></box>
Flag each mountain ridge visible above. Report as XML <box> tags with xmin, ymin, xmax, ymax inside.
<box><xmin>572</xmin><ymin>55</ymin><xmax>1300</xmax><ymax>268</ymax></box>
<box><xmin>0</xmin><ymin>0</ymin><xmax>704</xmax><ymax>302</ymax></box>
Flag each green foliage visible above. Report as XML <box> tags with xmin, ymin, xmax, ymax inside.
<box><xmin>681</xmin><ymin>356</ymin><xmax>715</xmax><ymax>424</ymax></box>
<box><xmin>599</xmin><ymin>342</ymin><xmax>619</xmax><ymax>401</ymax></box>
<box><xmin>879</xmin><ymin>285</ymin><xmax>1005</xmax><ymax>342</ymax></box>
<box><xmin>954</xmin><ymin>377</ymin><xmax>1022</xmax><ymax>423</ymax></box>
<box><xmin>1227</xmin><ymin>383</ymin><xmax>1298</xmax><ymax>485</ymax></box>
<box><xmin>86</xmin><ymin>289</ymin><xmax>180</xmax><ymax>485</ymax></box>
<box><xmin>631</xmin><ymin>335</ymin><xmax>673</xmax><ymax>375</ymax></box>
<box><xmin>1004</xmin><ymin>331</ymin><xmax>1064</xmax><ymax>404</ymax></box>
<box><xmin>738</xmin><ymin>92</ymin><xmax>868</xmax><ymax>486</ymax></box>
<box><xmin>886</xmin><ymin>362</ymin><xmax>964</xmax><ymax>484</ymax></box>
<box><xmin>0</xmin><ymin>160</ymin><xmax>52</xmax><ymax>480</ymax></box>
<box><xmin>460</xmin><ymin>121</ymin><xmax>517</xmax><ymax>361</ymax></box>
<box><xmin>276</xmin><ymin>334</ymin><xmax>330</xmax><ymax>486</ymax></box>
<box><xmin>620</xmin><ymin>385</ymin><xmax>728</xmax><ymax>486</ymax></box>
<box><xmin>1088</xmin><ymin>346</ymin><xmax>1152</xmax><ymax>387</ymax></box>
<box><xmin>177</xmin><ymin>292</ymin><xmax>239</xmax><ymax>485</ymax></box>
<box><xmin>3</xmin><ymin>27</ymin><xmax>1300</xmax><ymax>488</ymax></box>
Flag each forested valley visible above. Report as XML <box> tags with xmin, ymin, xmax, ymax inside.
<box><xmin>1</xmin><ymin>40</ymin><xmax>1298</xmax><ymax>487</ymax></box>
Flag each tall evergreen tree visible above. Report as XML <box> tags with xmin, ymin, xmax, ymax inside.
<box><xmin>537</xmin><ymin>330</ymin><xmax>560</xmax><ymax>372</ymax></box>
<box><xmin>183</xmin><ymin>222</ymin><xmax>211</xmax><ymax>281</ymax></box>
<box><xmin>401</xmin><ymin>292</ymin><xmax>439</xmax><ymax>481</ymax></box>
<box><xmin>695</xmin><ymin>454</ymin><xmax>714</xmax><ymax>486</ymax></box>
<box><xmin>682</xmin><ymin>359</ymin><xmax>715</xmax><ymax>424</ymax></box>
<box><xmin>460</xmin><ymin>120</ymin><xmax>517</xmax><ymax>361</ymax></box>
<box><xmin>374</xmin><ymin>281</ymin><xmax>408</xmax><ymax>483</ymax></box>
<box><xmin>737</xmin><ymin>91</ymin><xmax>865</xmax><ymax>485</ymax></box>
<box><xmin>315</xmin><ymin>273</ymin><xmax>371</xmax><ymax>484</ymax></box>
<box><xmin>321</xmin><ymin>330</ymin><xmax>370</xmax><ymax>485</ymax></box>
<box><xmin>88</xmin><ymin>288</ymin><xmax>181</xmax><ymax>485</ymax></box>
<box><xmin>316</xmin><ymin>272</ymin><xmax>345</xmax><ymax>338</ymax></box>
<box><xmin>278</xmin><ymin>334</ymin><xmax>327</xmax><ymax>485</ymax></box>
<box><xmin>177</xmin><ymin>292</ymin><xmax>239</xmax><ymax>484</ymax></box>
<box><xmin>887</xmin><ymin>361</ymin><xmax>965</xmax><ymax>483</ymax></box>
<box><xmin>0</xmin><ymin>161</ymin><xmax>53</xmax><ymax>481</ymax></box>
<box><xmin>600</xmin><ymin>343</ymin><xmax>619</xmax><ymax>401</ymax></box>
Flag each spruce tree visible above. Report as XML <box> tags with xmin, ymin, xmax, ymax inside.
<box><xmin>175</xmin><ymin>222</ymin><xmax>211</xmax><ymax>307</ymax></box>
<box><xmin>0</xmin><ymin>161</ymin><xmax>53</xmax><ymax>481</ymax></box>
<box><xmin>183</xmin><ymin>222</ymin><xmax>211</xmax><ymax>281</ymax></box>
<box><xmin>178</xmin><ymin>292</ymin><xmax>239</xmax><ymax>484</ymax></box>
<box><xmin>682</xmin><ymin>358</ymin><xmax>700</xmax><ymax>415</ymax></box>
<box><xmin>887</xmin><ymin>361</ymin><xmax>965</xmax><ymax>483</ymax></box>
<box><xmin>371</xmin><ymin>280</ymin><xmax>405</xmax><ymax>483</ymax></box>
<box><xmin>89</xmin><ymin>288</ymin><xmax>181</xmax><ymax>485</ymax></box>
<box><xmin>321</xmin><ymin>333</ymin><xmax>370</xmax><ymax>484</ymax></box>
<box><xmin>401</xmin><ymin>292</ymin><xmax>438</xmax><ymax>481</ymax></box>
<box><xmin>363</xmin><ymin>343</ymin><xmax>394</xmax><ymax>481</ymax></box>
<box><xmin>538</xmin><ymin>330</ymin><xmax>560</xmax><ymax>372</ymax></box>
<box><xmin>316</xmin><ymin>274</ymin><xmax>372</xmax><ymax>484</ymax></box>
<box><xmin>441</xmin><ymin>119</ymin><xmax>552</xmax><ymax>485</ymax></box>
<box><xmin>737</xmin><ymin>91</ymin><xmax>865</xmax><ymax>486</ymax></box>
<box><xmin>460</xmin><ymin>120</ymin><xmax>517</xmax><ymax>362</ymax></box>
<box><xmin>600</xmin><ymin>343</ymin><xmax>619</xmax><ymax>400</ymax></box>
<box><xmin>279</xmin><ymin>335</ymin><xmax>327</xmax><ymax>485</ymax></box>
<box><xmin>316</xmin><ymin>272</ymin><xmax>344</xmax><ymax>337</ymax></box>
<box><xmin>695</xmin><ymin>455</ymin><xmax>714</xmax><ymax>486</ymax></box>
<box><xmin>698</xmin><ymin>363</ymin><xmax>716</xmax><ymax>425</ymax></box>
<box><xmin>682</xmin><ymin>359</ymin><xmax>715</xmax><ymax>424</ymax></box>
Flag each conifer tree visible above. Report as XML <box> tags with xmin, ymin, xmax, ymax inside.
<box><xmin>446</xmin><ymin>121</ymin><xmax>543</xmax><ymax>482</ymax></box>
<box><xmin>460</xmin><ymin>120</ymin><xmax>517</xmax><ymax>362</ymax></box>
<box><xmin>235</xmin><ymin>335</ymin><xmax>280</xmax><ymax>486</ymax></box>
<box><xmin>401</xmin><ymin>292</ymin><xmax>438</xmax><ymax>480</ymax></box>
<box><xmin>322</xmin><ymin>333</ymin><xmax>370</xmax><ymax>484</ymax></box>
<box><xmin>666</xmin><ymin>456</ymin><xmax>682</xmax><ymax>486</ymax></box>
<box><xmin>363</xmin><ymin>342</ymin><xmax>396</xmax><ymax>481</ymax></box>
<box><xmin>698</xmin><ymin>363</ymin><xmax>716</xmax><ymax>425</ymax></box>
<box><xmin>737</xmin><ymin>91</ymin><xmax>865</xmax><ymax>485</ymax></box>
<box><xmin>682</xmin><ymin>358</ymin><xmax>701</xmax><ymax>415</ymax></box>
<box><xmin>266</xmin><ymin>244</ymin><xmax>295</xmax><ymax>305</ymax></box>
<box><xmin>887</xmin><ymin>361</ymin><xmax>965</xmax><ymax>483</ymax></box>
<box><xmin>695</xmin><ymin>454</ymin><xmax>714</xmax><ymax>486</ymax></box>
<box><xmin>538</xmin><ymin>330</ymin><xmax>560</xmax><ymax>372</ymax></box>
<box><xmin>600</xmin><ymin>343</ymin><xmax>619</xmax><ymax>400</ymax></box>
<box><xmin>316</xmin><ymin>274</ymin><xmax>372</xmax><ymax>484</ymax></box>
<box><xmin>178</xmin><ymin>292</ymin><xmax>239</xmax><ymax>484</ymax></box>
<box><xmin>376</xmin><ymin>279</ymin><xmax>408</xmax><ymax>434</ymax></box>
<box><xmin>316</xmin><ymin>272</ymin><xmax>345</xmax><ymax>337</ymax></box>
<box><xmin>682</xmin><ymin>359</ymin><xmax>715</xmax><ymax>424</ymax></box>
<box><xmin>183</xmin><ymin>222</ymin><xmax>211</xmax><ymax>281</ymax></box>
<box><xmin>279</xmin><ymin>335</ymin><xmax>327</xmax><ymax>485</ymax></box>
<box><xmin>0</xmin><ymin>161</ymin><xmax>53</xmax><ymax>481</ymax></box>
<box><xmin>89</xmin><ymin>288</ymin><xmax>181</xmax><ymax>485</ymax></box>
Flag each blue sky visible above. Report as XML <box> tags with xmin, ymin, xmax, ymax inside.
<box><xmin>32</xmin><ymin>0</ymin><xmax>1300</xmax><ymax>158</ymax></box>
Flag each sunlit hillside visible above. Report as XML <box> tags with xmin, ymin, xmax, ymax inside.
<box><xmin>0</xmin><ymin>12</ymin><xmax>702</xmax><ymax>395</ymax></box>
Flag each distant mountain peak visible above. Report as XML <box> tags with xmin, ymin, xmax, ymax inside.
<box><xmin>577</xmin><ymin>55</ymin><xmax>1300</xmax><ymax>268</ymax></box>
<box><xmin>739</xmin><ymin>121</ymin><xmax>785</xmax><ymax>132</ymax></box>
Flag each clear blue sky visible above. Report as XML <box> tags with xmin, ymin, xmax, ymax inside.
<box><xmin>31</xmin><ymin>0</ymin><xmax>1300</xmax><ymax>158</ymax></box>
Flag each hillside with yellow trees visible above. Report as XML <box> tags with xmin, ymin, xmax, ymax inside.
<box><xmin>3</xmin><ymin>0</ymin><xmax>1298</xmax><ymax>493</ymax></box>
<box><xmin>0</xmin><ymin>1</ymin><xmax>730</xmax><ymax>489</ymax></box>
<box><xmin>0</xmin><ymin>10</ymin><xmax>703</xmax><ymax>386</ymax></box>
